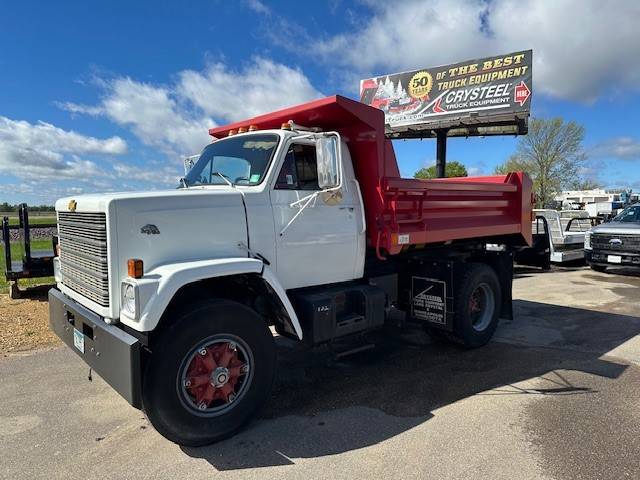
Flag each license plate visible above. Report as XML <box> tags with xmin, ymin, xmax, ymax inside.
<box><xmin>73</xmin><ymin>328</ymin><xmax>85</xmax><ymax>353</ymax></box>
<box><xmin>607</xmin><ymin>255</ymin><xmax>622</xmax><ymax>264</ymax></box>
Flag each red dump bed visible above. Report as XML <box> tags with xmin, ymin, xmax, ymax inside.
<box><xmin>210</xmin><ymin>95</ymin><xmax>533</xmax><ymax>256</ymax></box>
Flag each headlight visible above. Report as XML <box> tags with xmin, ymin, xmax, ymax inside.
<box><xmin>121</xmin><ymin>282</ymin><xmax>138</xmax><ymax>318</ymax></box>
<box><xmin>584</xmin><ymin>231</ymin><xmax>591</xmax><ymax>250</ymax></box>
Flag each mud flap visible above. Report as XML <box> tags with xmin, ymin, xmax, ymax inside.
<box><xmin>406</xmin><ymin>260</ymin><xmax>456</xmax><ymax>332</ymax></box>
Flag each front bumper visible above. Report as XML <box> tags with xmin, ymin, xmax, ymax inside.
<box><xmin>585</xmin><ymin>250</ymin><xmax>640</xmax><ymax>267</ymax></box>
<box><xmin>48</xmin><ymin>288</ymin><xmax>142</xmax><ymax>408</ymax></box>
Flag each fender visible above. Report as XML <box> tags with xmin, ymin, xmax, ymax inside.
<box><xmin>119</xmin><ymin>257</ymin><xmax>303</xmax><ymax>339</ymax></box>
<box><xmin>261</xmin><ymin>265</ymin><xmax>303</xmax><ymax>338</ymax></box>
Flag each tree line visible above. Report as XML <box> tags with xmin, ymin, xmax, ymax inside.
<box><xmin>0</xmin><ymin>202</ymin><xmax>55</xmax><ymax>213</ymax></box>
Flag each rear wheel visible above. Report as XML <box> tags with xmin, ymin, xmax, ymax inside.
<box><xmin>142</xmin><ymin>299</ymin><xmax>276</xmax><ymax>446</ymax></box>
<box><xmin>453</xmin><ymin>263</ymin><xmax>502</xmax><ymax>348</ymax></box>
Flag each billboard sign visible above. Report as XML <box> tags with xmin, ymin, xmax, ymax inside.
<box><xmin>360</xmin><ymin>50</ymin><xmax>532</xmax><ymax>135</ymax></box>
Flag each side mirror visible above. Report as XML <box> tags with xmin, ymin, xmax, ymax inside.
<box><xmin>183</xmin><ymin>155</ymin><xmax>199</xmax><ymax>175</ymax></box>
<box><xmin>316</xmin><ymin>136</ymin><xmax>340</xmax><ymax>189</ymax></box>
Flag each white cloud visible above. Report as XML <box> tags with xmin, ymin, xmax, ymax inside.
<box><xmin>311</xmin><ymin>0</ymin><xmax>640</xmax><ymax>102</ymax></box>
<box><xmin>177</xmin><ymin>58</ymin><xmax>322</xmax><ymax>122</ymax></box>
<box><xmin>61</xmin><ymin>78</ymin><xmax>213</xmax><ymax>156</ymax></box>
<box><xmin>112</xmin><ymin>161</ymin><xmax>181</xmax><ymax>187</ymax></box>
<box><xmin>60</xmin><ymin>58</ymin><xmax>322</xmax><ymax>156</ymax></box>
<box><xmin>245</xmin><ymin>0</ymin><xmax>271</xmax><ymax>15</ymax></box>
<box><xmin>591</xmin><ymin>137</ymin><xmax>640</xmax><ymax>160</ymax></box>
<box><xmin>0</xmin><ymin>116</ymin><xmax>125</xmax><ymax>180</ymax></box>
<box><xmin>0</xmin><ymin>116</ymin><xmax>126</xmax><ymax>156</ymax></box>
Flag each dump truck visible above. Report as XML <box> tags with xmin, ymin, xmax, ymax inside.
<box><xmin>49</xmin><ymin>95</ymin><xmax>532</xmax><ymax>446</ymax></box>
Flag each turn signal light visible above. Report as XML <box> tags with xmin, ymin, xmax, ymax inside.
<box><xmin>281</xmin><ymin>122</ymin><xmax>291</xmax><ymax>130</ymax></box>
<box><xmin>238</xmin><ymin>127</ymin><xmax>247</xmax><ymax>133</ymax></box>
<box><xmin>248</xmin><ymin>125</ymin><xmax>258</xmax><ymax>131</ymax></box>
<box><xmin>128</xmin><ymin>259</ymin><xmax>144</xmax><ymax>279</ymax></box>
<box><xmin>228</xmin><ymin>129</ymin><xmax>237</xmax><ymax>136</ymax></box>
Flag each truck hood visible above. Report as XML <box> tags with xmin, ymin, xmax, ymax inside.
<box><xmin>55</xmin><ymin>186</ymin><xmax>250</xmax><ymax>319</ymax></box>
<box><xmin>591</xmin><ymin>222</ymin><xmax>640</xmax><ymax>235</ymax></box>
<box><xmin>55</xmin><ymin>186</ymin><xmax>238</xmax><ymax>213</ymax></box>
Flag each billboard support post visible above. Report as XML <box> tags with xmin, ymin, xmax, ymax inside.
<box><xmin>436</xmin><ymin>129</ymin><xmax>448</xmax><ymax>178</ymax></box>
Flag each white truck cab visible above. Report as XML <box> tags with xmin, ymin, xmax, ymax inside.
<box><xmin>54</xmin><ymin>128</ymin><xmax>364</xmax><ymax>333</ymax></box>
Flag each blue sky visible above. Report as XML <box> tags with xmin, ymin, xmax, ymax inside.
<box><xmin>1</xmin><ymin>0</ymin><xmax>639</xmax><ymax>204</ymax></box>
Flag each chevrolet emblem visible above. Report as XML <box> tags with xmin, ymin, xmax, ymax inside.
<box><xmin>68</xmin><ymin>199</ymin><xmax>77</xmax><ymax>212</ymax></box>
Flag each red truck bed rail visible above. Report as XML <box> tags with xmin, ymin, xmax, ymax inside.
<box><xmin>378</xmin><ymin>172</ymin><xmax>532</xmax><ymax>256</ymax></box>
<box><xmin>210</xmin><ymin>95</ymin><xmax>533</xmax><ymax>256</ymax></box>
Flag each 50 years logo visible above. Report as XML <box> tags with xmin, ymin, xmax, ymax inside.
<box><xmin>409</xmin><ymin>71</ymin><xmax>433</xmax><ymax>100</ymax></box>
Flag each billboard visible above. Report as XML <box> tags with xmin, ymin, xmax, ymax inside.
<box><xmin>360</xmin><ymin>50</ymin><xmax>532</xmax><ymax>136</ymax></box>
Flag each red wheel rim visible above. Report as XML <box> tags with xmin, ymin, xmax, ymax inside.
<box><xmin>178</xmin><ymin>337</ymin><xmax>252</xmax><ymax>415</ymax></box>
<box><xmin>468</xmin><ymin>283</ymin><xmax>495</xmax><ymax>332</ymax></box>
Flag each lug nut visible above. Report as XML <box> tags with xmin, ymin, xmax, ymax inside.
<box><xmin>199</xmin><ymin>348</ymin><xmax>207</xmax><ymax>356</ymax></box>
<box><xmin>184</xmin><ymin>379</ymin><xmax>192</xmax><ymax>387</ymax></box>
<box><xmin>228</xmin><ymin>393</ymin><xmax>236</xmax><ymax>403</ymax></box>
<box><xmin>228</xmin><ymin>343</ymin><xmax>236</xmax><ymax>351</ymax></box>
<box><xmin>198</xmin><ymin>402</ymin><xmax>208</xmax><ymax>410</ymax></box>
<box><xmin>241</xmin><ymin>364</ymin><xmax>250</xmax><ymax>374</ymax></box>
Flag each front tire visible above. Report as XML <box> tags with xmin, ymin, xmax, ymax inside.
<box><xmin>590</xmin><ymin>264</ymin><xmax>607</xmax><ymax>273</ymax></box>
<box><xmin>142</xmin><ymin>299</ymin><xmax>276</xmax><ymax>446</ymax></box>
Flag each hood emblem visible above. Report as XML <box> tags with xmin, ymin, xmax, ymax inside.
<box><xmin>141</xmin><ymin>224</ymin><xmax>160</xmax><ymax>235</ymax></box>
<box><xmin>609</xmin><ymin>238</ymin><xmax>623</xmax><ymax>246</ymax></box>
<box><xmin>68</xmin><ymin>199</ymin><xmax>77</xmax><ymax>212</ymax></box>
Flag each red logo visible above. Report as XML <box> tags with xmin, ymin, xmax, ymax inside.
<box><xmin>433</xmin><ymin>97</ymin><xmax>446</xmax><ymax>113</ymax></box>
<box><xmin>514</xmin><ymin>81</ymin><xmax>531</xmax><ymax>106</ymax></box>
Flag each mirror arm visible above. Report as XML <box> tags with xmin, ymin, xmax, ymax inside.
<box><xmin>281</xmin><ymin>191</ymin><xmax>319</xmax><ymax>236</ymax></box>
<box><xmin>281</xmin><ymin>131</ymin><xmax>344</xmax><ymax>237</ymax></box>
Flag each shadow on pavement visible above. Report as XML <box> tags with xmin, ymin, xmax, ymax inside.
<box><xmin>182</xmin><ymin>299</ymin><xmax>638</xmax><ymax>470</ymax></box>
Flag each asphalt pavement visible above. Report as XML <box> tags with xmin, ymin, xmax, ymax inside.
<box><xmin>2</xmin><ymin>266</ymin><xmax>640</xmax><ymax>480</ymax></box>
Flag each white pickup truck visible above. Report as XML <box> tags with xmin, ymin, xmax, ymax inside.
<box><xmin>49</xmin><ymin>95</ymin><xmax>532</xmax><ymax>446</ymax></box>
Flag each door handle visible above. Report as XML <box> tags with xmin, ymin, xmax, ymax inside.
<box><xmin>339</xmin><ymin>207</ymin><xmax>354</xmax><ymax>212</ymax></box>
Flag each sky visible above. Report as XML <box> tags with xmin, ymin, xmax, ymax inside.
<box><xmin>1</xmin><ymin>0</ymin><xmax>640</xmax><ymax>204</ymax></box>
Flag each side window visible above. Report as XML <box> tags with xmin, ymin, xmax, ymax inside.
<box><xmin>619</xmin><ymin>206</ymin><xmax>640</xmax><ymax>222</ymax></box>
<box><xmin>275</xmin><ymin>144</ymin><xmax>319</xmax><ymax>190</ymax></box>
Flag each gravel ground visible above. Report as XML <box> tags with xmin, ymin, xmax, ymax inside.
<box><xmin>0</xmin><ymin>293</ymin><xmax>59</xmax><ymax>355</ymax></box>
<box><xmin>4</xmin><ymin>226</ymin><xmax>57</xmax><ymax>242</ymax></box>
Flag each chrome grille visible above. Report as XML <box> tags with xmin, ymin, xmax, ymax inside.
<box><xmin>592</xmin><ymin>233</ymin><xmax>640</xmax><ymax>253</ymax></box>
<box><xmin>57</xmin><ymin>212</ymin><xmax>109</xmax><ymax>306</ymax></box>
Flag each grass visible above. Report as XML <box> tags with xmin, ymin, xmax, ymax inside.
<box><xmin>0</xmin><ymin>238</ymin><xmax>55</xmax><ymax>294</ymax></box>
<box><xmin>4</xmin><ymin>215</ymin><xmax>56</xmax><ymax>226</ymax></box>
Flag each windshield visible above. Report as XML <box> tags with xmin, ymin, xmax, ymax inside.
<box><xmin>612</xmin><ymin>204</ymin><xmax>640</xmax><ymax>223</ymax></box>
<box><xmin>182</xmin><ymin>134</ymin><xmax>280</xmax><ymax>187</ymax></box>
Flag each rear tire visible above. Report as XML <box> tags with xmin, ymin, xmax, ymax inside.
<box><xmin>590</xmin><ymin>264</ymin><xmax>607</xmax><ymax>273</ymax></box>
<box><xmin>453</xmin><ymin>263</ymin><xmax>502</xmax><ymax>348</ymax></box>
<box><xmin>142</xmin><ymin>299</ymin><xmax>276</xmax><ymax>446</ymax></box>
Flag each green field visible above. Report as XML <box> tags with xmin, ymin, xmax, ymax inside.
<box><xmin>0</xmin><ymin>239</ymin><xmax>55</xmax><ymax>294</ymax></box>
<box><xmin>3</xmin><ymin>215</ymin><xmax>57</xmax><ymax>227</ymax></box>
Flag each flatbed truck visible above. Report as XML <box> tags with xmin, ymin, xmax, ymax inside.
<box><xmin>49</xmin><ymin>95</ymin><xmax>532</xmax><ymax>446</ymax></box>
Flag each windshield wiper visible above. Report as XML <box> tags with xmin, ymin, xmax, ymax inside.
<box><xmin>212</xmin><ymin>171</ymin><xmax>235</xmax><ymax>188</ymax></box>
<box><xmin>179</xmin><ymin>177</ymin><xmax>189</xmax><ymax>189</ymax></box>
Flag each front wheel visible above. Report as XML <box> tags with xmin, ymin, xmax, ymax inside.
<box><xmin>590</xmin><ymin>264</ymin><xmax>607</xmax><ymax>273</ymax></box>
<box><xmin>142</xmin><ymin>299</ymin><xmax>276</xmax><ymax>446</ymax></box>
